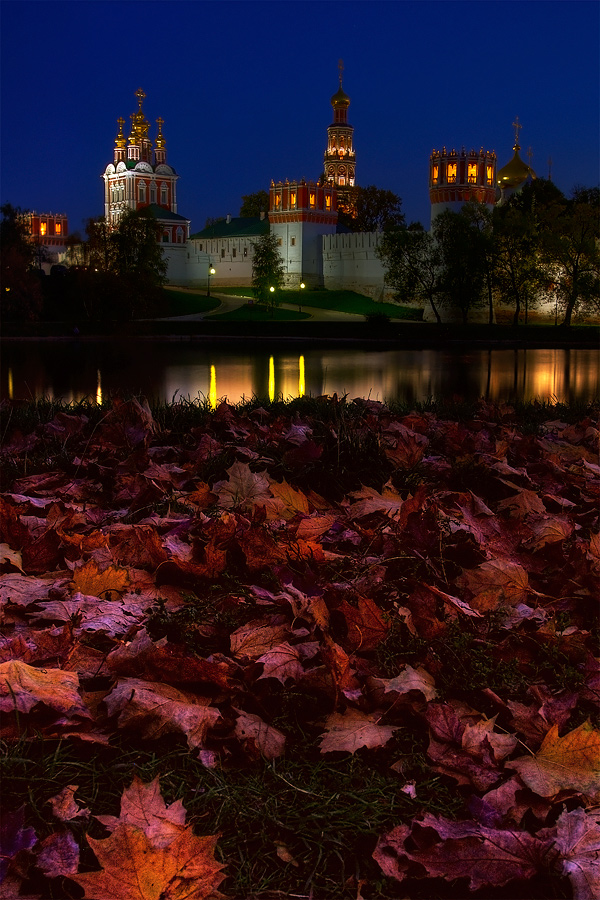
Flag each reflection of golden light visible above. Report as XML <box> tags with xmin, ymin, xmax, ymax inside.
<box><xmin>96</xmin><ymin>369</ymin><xmax>102</xmax><ymax>405</ymax></box>
<box><xmin>269</xmin><ymin>356</ymin><xmax>275</xmax><ymax>402</ymax></box>
<box><xmin>298</xmin><ymin>355</ymin><xmax>305</xmax><ymax>397</ymax></box>
<box><xmin>209</xmin><ymin>365</ymin><xmax>217</xmax><ymax>409</ymax></box>
<box><xmin>7</xmin><ymin>368</ymin><xmax>13</xmax><ymax>400</ymax></box>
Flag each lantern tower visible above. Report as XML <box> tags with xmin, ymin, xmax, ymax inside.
<box><xmin>323</xmin><ymin>60</ymin><xmax>356</xmax><ymax>209</ymax></box>
<box><xmin>429</xmin><ymin>146</ymin><xmax>497</xmax><ymax>225</ymax></box>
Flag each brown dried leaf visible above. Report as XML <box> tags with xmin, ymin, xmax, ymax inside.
<box><xmin>319</xmin><ymin>709</ymin><xmax>399</xmax><ymax>754</ymax></box>
<box><xmin>507</xmin><ymin>721</ymin><xmax>600</xmax><ymax>799</ymax></box>
<box><xmin>71</xmin><ymin>560</ymin><xmax>129</xmax><ymax>600</ymax></box>
<box><xmin>234</xmin><ymin>709</ymin><xmax>286</xmax><ymax>760</ymax></box>
<box><xmin>0</xmin><ymin>660</ymin><xmax>89</xmax><ymax>718</ymax></box>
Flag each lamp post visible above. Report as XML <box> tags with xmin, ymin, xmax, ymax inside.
<box><xmin>207</xmin><ymin>265</ymin><xmax>215</xmax><ymax>297</ymax></box>
<box><xmin>269</xmin><ymin>285</ymin><xmax>275</xmax><ymax>318</ymax></box>
<box><xmin>299</xmin><ymin>282</ymin><xmax>305</xmax><ymax>313</ymax></box>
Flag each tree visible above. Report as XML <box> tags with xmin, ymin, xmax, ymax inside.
<box><xmin>338</xmin><ymin>185</ymin><xmax>404</xmax><ymax>233</ymax></box>
<box><xmin>0</xmin><ymin>204</ymin><xmax>43</xmax><ymax>321</ymax></box>
<box><xmin>251</xmin><ymin>232</ymin><xmax>285</xmax><ymax>310</ymax></box>
<box><xmin>537</xmin><ymin>185</ymin><xmax>600</xmax><ymax>326</ymax></box>
<box><xmin>493</xmin><ymin>195</ymin><xmax>544</xmax><ymax>325</ymax></box>
<box><xmin>433</xmin><ymin>209</ymin><xmax>487</xmax><ymax>324</ymax></box>
<box><xmin>240</xmin><ymin>190</ymin><xmax>270</xmax><ymax>218</ymax></box>
<box><xmin>377</xmin><ymin>224</ymin><xmax>444</xmax><ymax>323</ymax></box>
<box><xmin>73</xmin><ymin>210</ymin><xmax>167</xmax><ymax>321</ymax></box>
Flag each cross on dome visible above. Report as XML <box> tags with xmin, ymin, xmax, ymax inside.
<box><xmin>512</xmin><ymin>116</ymin><xmax>522</xmax><ymax>150</ymax></box>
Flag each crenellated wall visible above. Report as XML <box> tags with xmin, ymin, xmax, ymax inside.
<box><xmin>321</xmin><ymin>232</ymin><xmax>391</xmax><ymax>300</ymax></box>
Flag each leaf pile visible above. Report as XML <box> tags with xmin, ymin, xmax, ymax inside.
<box><xmin>0</xmin><ymin>395</ymin><xmax>599</xmax><ymax>898</ymax></box>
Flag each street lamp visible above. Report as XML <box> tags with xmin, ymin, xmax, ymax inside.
<box><xmin>299</xmin><ymin>281</ymin><xmax>305</xmax><ymax>313</ymax></box>
<box><xmin>207</xmin><ymin>265</ymin><xmax>215</xmax><ymax>297</ymax></box>
<box><xmin>269</xmin><ymin>285</ymin><xmax>275</xmax><ymax>318</ymax></box>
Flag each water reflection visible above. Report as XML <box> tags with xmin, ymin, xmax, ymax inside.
<box><xmin>1</xmin><ymin>342</ymin><xmax>598</xmax><ymax>405</ymax></box>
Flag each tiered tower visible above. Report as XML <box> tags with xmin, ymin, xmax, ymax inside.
<box><xmin>102</xmin><ymin>89</ymin><xmax>189</xmax><ymax>245</ymax></box>
<box><xmin>429</xmin><ymin>146</ymin><xmax>497</xmax><ymax>225</ymax></box>
<box><xmin>269</xmin><ymin>179</ymin><xmax>338</xmax><ymax>287</ymax></box>
<box><xmin>323</xmin><ymin>60</ymin><xmax>356</xmax><ymax>208</ymax></box>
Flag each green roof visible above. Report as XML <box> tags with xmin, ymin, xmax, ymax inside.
<box><xmin>189</xmin><ymin>217</ymin><xmax>269</xmax><ymax>240</ymax></box>
<box><xmin>145</xmin><ymin>203</ymin><xmax>189</xmax><ymax>223</ymax></box>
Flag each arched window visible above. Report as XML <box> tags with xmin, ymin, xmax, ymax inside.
<box><xmin>160</xmin><ymin>184</ymin><xmax>168</xmax><ymax>205</ymax></box>
<box><xmin>150</xmin><ymin>183</ymin><xmax>157</xmax><ymax>203</ymax></box>
<box><xmin>139</xmin><ymin>181</ymin><xmax>147</xmax><ymax>203</ymax></box>
<box><xmin>446</xmin><ymin>163</ymin><xmax>457</xmax><ymax>184</ymax></box>
<box><xmin>468</xmin><ymin>162</ymin><xmax>478</xmax><ymax>184</ymax></box>
<box><xmin>176</xmin><ymin>227</ymin><xmax>183</xmax><ymax>244</ymax></box>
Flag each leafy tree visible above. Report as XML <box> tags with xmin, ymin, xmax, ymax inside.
<box><xmin>338</xmin><ymin>185</ymin><xmax>404</xmax><ymax>233</ymax></box>
<box><xmin>0</xmin><ymin>204</ymin><xmax>43</xmax><ymax>321</ymax></box>
<box><xmin>239</xmin><ymin>190</ymin><xmax>270</xmax><ymax>218</ymax></box>
<box><xmin>251</xmin><ymin>232</ymin><xmax>285</xmax><ymax>310</ymax></box>
<box><xmin>433</xmin><ymin>209</ymin><xmax>487</xmax><ymax>324</ymax></box>
<box><xmin>537</xmin><ymin>185</ymin><xmax>600</xmax><ymax>325</ymax></box>
<box><xmin>377</xmin><ymin>223</ymin><xmax>444</xmax><ymax>323</ymax></box>
<box><xmin>493</xmin><ymin>195</ymin><xmax>544</xmax><ymax>325</ymax></box>
<box><xmin>460</xmin><ymin>201</ymin><xmax>496</xmax><ymax>325</ymax></box>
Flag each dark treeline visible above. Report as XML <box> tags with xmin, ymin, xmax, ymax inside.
<box><xmin>1</xmin><ymin>207</ymin><xmax>167</xmax><ymax>324</ymax></box>
<box><xmin>377</xmin><ymin>180</ymin><xmax>600</xmax><ymax>326</ymax></box>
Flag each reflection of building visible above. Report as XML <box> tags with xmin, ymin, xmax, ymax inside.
<box><xmin>102</xmin><ymin>89</ymin><xmax>190</xmax><ymax>282</ymax></box>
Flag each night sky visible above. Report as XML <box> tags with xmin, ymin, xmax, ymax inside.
<box><xmin>1</xmin><ymin>0</ymin><xmax>598</xmax><ymax>237</ymax></box>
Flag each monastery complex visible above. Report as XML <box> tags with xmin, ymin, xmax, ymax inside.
<box><xmin>39</xmin><ymin>67</ymin><xmax>539</xmax><ymax>303</ymax></box>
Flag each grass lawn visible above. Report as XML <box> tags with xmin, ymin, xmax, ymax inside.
<box><xmin>210</xmin><ymin>287</ymin><xmax>423</xmax><ymax>320</ymax></box>
<box><xmin>161</xmin><ymin>288</ymin><xmax>221</xmax><ymax>316</ymax></box>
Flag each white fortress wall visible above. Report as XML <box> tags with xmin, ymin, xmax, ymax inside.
<box><xmin>322</xmin><ymin>232</ymin><xmax>390</xmax><ymax>299</ymax></box>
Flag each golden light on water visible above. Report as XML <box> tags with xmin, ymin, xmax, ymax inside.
<box><xmin>96</xmin><ymin>369</ymin><xmax>102</xmax><ymax>405</ymax></box>
<box><xmin>209</xmin><ymin>365</ymin><xmax>217</xmax><ymax>409</ymax></box>
<box><xmin>268</xmin><ymin>356</ymin><xmax>275</xmax><ymax>402</ymax></box>
<box><xmin>298</xmin><ymin>355</ymin><xmax>305</xmax><ymax>397</ymax></box>
<box><xmin>7</xmin><ymin>368</ymin><xmax>13</xmax><ymax>400</ymax></box>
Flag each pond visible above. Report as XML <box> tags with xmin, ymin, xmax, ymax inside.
<box><xmin>1</xmin><ymin>340</ymin><xmax>598</xmax><ymax>406</ymax></box>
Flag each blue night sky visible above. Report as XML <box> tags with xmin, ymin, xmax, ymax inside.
<box><xmin>1</xmin><ymin>0</ymin><xmax>598</xmax><ymax>236</ymax></box>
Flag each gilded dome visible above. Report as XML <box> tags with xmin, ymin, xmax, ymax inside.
<box><xmin>331</xmin><ymin>85</ymin><xmax>350</xmax><ymax>108</ymax></box>
<box><xmin>497</xmin><ymin>145</ymin><xmax>536</xmax><ymax>190</ymax></box>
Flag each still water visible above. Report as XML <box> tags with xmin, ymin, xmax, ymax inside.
<box><xmin>1</xmin><ymin>341</ymin><xmax>598</xmax><ymax>406</ymax></box>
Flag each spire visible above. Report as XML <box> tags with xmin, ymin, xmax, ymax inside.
<box><xmin>155</xmin><ymin>117</ymin><xmax>166</xmax><ymax>150</ymax></box>
<box><xmin>512</xmin><ymin>115</ymin><xmax>522</xmax><ymax>151</ymax></box>
<box><xmin>115</xmin><ymin>117</ymin><xmax>126</xmax><ymax>149</ymax></box>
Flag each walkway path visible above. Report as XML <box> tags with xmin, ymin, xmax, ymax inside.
<box><xmin>156</xmin><ymin>291</ymin><xmax>407</xmax><ymax>323</ymax></box>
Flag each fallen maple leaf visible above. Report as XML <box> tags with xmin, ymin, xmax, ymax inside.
<box><xmin>383</xmin><ymin>664</ymin><xmax>438</xmax><ymax>701</ymax></box>
<box><xmin>522</xmin><ymin>516</ymin><xmax>574</xmax><ymax>551</ymax></box>
<box><xmin>264</xmin><ymin>479</ymin><xmax>310</xmax><ymax>520</ymax></box>
<box><xmin>461</xmin><ymin>559</ymin><xmax>530</xmax><ymax>605</ymax></box>
<box><xmin>256</xmin><ymin>642</ymin><xmax>304</xmax><ymax>684</ymax></box>
<box><xmin>348</xmin><ymin>480</ymin><xmax>404</xmax><ymax>519</ymax></box>
<box><xmin>103</xmin><ymin>678</ymin><xmax>221</xmax><ymax>750</ymax></box>
<box><xmin>212</xmin><ymin>461</ymin><xmax>271</xmax><ymax>511</ymax></box>
<box><xmin>96</xmin><ymin>776</ymin><xmax>186</xmax><ymax>848</ymax></box>
<box><xmin>373</xmin><ymin>813</ymin><xmax>555</xmax><ymax>891</ymax></box>
<box><xmin>541</xmin><ymin>807</ymin><xmax>600</xmax><ymax>900</ymax></box>
<box><xmin>0</xmin><ymin>544</ymin><xmax>25</xmax><ymax>573</ymax></box>
<box><xmin>36</xmin><ymin>831</ymin><xmax>79</xmax><ymax>878</ymax></box>
<box><xmin>319</xmin><ymin>709</ymin><xmax>399</xmax><ymax>754</ymax></box>
<box><xmin>0</xmin><ymin>660</ymin><xmax>89</xmax><ymax>718</ymax></box>
<box><xmin>72</xmin><ymin>823</ymin><xmax>226</xmax><ymax>900</ymax></box>
<box><xmin>234</xmin><ymin>709</ymin><xmax>286</xmax><ymax>760</ymax></box>
<box><xmin>47</xmin><ymin>785</ymin><xmax>89</xmax><ymax>822</ymax></box>
<box><xmin>507</xmin><ymin>721</ymin><xmax>600</xmax><ymax>800</ymax></box>
<box><xmin>71</xmin><ymin>560</ymin><xmax>129</xmax><ymax>600</ymax></box>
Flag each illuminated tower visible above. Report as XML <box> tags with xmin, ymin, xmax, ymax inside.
<box><xmin>102</xmin><ymin>89</ymin><xmax>189</xmax><ymax>245</ymax></box>
<box><xmin>323</xmin><ymin>60</ymin><xmax>356</xmax><ymax>209</ymax></box>
<box><xmin>496</xmin><ymin>117</ymin><xmax>536</xmax><ymax>204</ymax></box>
<box><xmin>269</xmin><ymin>179</ymin><xmax>338</xmax><ymax>287</ymax></box>
<box><xmin>429</xmin><ymin>146</ymin><xmax>497</xmax><ymax>225</ymax></box>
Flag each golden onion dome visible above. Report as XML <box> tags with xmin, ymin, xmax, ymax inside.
<box><xmin>331</xmin><ymin>85</ymin><xmax>350</xmax><ymax>108</ymax></box>
<box><xmin>497</xmin><ymin>145</ymin><xmax>536</xmax><ymax>189</ymax></box>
